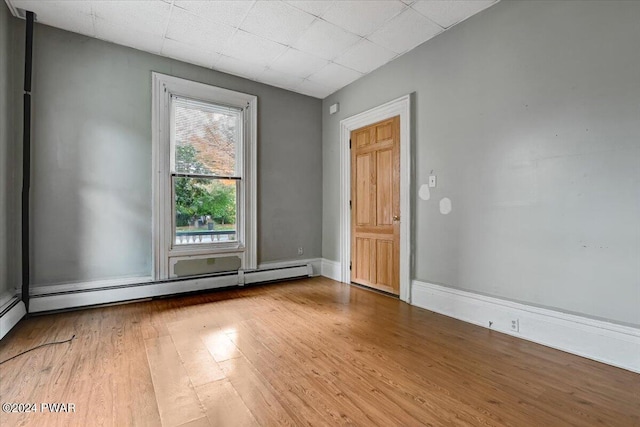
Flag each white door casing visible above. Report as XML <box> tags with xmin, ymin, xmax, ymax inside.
<box><xmin>339</xmin><ymin>95</ymin><xmax>412</xmax><ymax>303</ymax></box>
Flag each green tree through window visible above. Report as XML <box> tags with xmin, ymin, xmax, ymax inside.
<box><xmin>174</xmin><ymin>143</ymin><xmax>236</xmax><ymax>228</ymax></box>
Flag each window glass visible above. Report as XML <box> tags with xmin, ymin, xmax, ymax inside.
<box><xmin>171</xmin><ymin>96</ymin><xmax>242</xmax><ymax>246</ymax></box>
<box><xmin>173</xmin><ymin>177</ymin><xmax>238</xmax><ymax>245</ymax></box>
<box><xmin>173</xmin><ymin>98</ymin><xmax>241</xmax><ymax>177</ymax></box>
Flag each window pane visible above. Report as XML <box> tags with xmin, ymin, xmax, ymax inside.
<box><xmin>174</xmin><ymin>177</ymin><xmax>237</xmax><ymax>245</ymax></box>
<box><xmin>173</xmin><ymin>98</ymin><xmax>241</xmax><ymax>176</ymax></box>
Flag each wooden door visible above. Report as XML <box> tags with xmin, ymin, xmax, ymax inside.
<box><xmin>351</xmin><ymin>116</ymin><xmax>400</xmax><ymax>295</ymax></box>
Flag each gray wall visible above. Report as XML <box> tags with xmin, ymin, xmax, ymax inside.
<box><xmin>322</xmin><ymin>1</ymin><xmax>640</xmax><ymax>326</ymax></box>
<box><xmin>14</xmin><ymin>23</ymin><xmax>322</xmax><ymax>287</ymax></box>
<box><xmin>0</xmin><ymin>3</ymin><xmax>18</xmax><ymax>300</ymax></box>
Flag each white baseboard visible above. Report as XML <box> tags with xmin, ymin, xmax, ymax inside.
<box><xmin>412</xmin><ymin>280</ymin><xmax>640</xmax><ymax>373</ymax></box>
<box><xmin>29</xmin><ymin>260</ymin><xmax>316</xmax><ymax>313</ymax></box>
<box><xmin>0</xmin><ymin>299</ymin><xmax>27</xmax><ymax>340</ymax></box>
<box><xmin>321</xmin><ymin>259</ymin><xmax>342</xmax><ymax>282</ymax></box>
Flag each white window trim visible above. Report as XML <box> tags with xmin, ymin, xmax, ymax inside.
<box><xmin>152</xmin><ymin>72</ymin><xmax>257</xmax><ymax>280</ymax></box>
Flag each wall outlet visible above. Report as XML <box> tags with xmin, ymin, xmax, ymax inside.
<box><xmin>511</xmin><ymin>319</ymin><xmax>519</xmax><ymax>332</ymax></box>
<box><xmin>297</xmin><ymin>247</ymin><xmax>304</xmax><ymax>255</ymax></box>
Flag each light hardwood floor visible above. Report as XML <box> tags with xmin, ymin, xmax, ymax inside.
<box><xmin>1</xmin><ymin>277</ymin><xmax>638</xmax><ymax>426</ymax></box>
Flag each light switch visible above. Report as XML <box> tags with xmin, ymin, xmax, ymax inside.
<box><xmin>429</xmin><ymin>175</ymin><xmax>437</xmax><ymax>188</ymax></box>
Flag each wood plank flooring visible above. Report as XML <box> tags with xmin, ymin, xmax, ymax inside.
<box><xmin>0</xmin><ymin>277</ymin><xmax>638</xmax><ymax>426</ymax></box>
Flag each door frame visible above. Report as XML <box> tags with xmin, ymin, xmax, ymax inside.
<box><xmin>339</xmin><ymin>94</ymin><xmax>411</xmax><ymax>303</ymax></box>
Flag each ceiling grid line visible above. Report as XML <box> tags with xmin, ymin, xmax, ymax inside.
<box><xmin>408</xmin><ymin>3</ymin><xmax>445</xmax><ymax>31</ymax></box>
<box><xmin>159</xmin><ymin>1</ymin><xmax>176</xmax><ymax>55</ymax></box>
<box><xmin>5</xmin><ymin>0</ymin><xmax>499</xmax><ymax>98</ymax></box>
<box><xmin>215</xmin><ymin>0</ymin><xmax>258</xmax><ymax>62</ymax></box>
<box><xmin>89</xmin><ymin>2</ymin><xmax>96</xmax><ymax>38</ymax></box>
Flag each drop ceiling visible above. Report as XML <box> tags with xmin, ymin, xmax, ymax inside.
<box><xmin>5</xmin><ymin>0</ymin><xmax>498</xmax><ymax>99</ymax></box>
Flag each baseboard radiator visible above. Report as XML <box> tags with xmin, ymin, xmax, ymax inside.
<box><xmin>244</xmin><ymin>265</ymin><xmax>311</xmax><ymax>285</ymax></box>
<box><xmin>29</xmin><ymin>263</ymin><xmax>313</xmax><ymax>313</ymax></box>
<box><xmin>1</xmin><ymin>297</ymin><xmax>27</xmax><ymax>340</ymax></box>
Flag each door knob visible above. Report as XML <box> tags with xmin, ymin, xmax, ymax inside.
<box><xmin>393</xmin><ymin>215</ymin><xmax>400</xmax><ymax>221</ymax></box>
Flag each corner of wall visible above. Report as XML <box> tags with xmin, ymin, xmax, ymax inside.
<box><xmin>320</xmin><ymin>259</ymin><xmax>342</xmax><ymax>282</ymax></box>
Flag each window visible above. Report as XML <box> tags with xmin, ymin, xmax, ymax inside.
<box><xmin>152</xmin><ymin>73</ymin><xmax>257</xmax><ymax>280</ymax></box>
<box><xmin>172</xmin><ymin>97</ymin><xmax>241</xmax><ymax>246</ymax></box>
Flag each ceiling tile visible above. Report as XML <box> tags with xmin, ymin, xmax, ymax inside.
<box><xmin>8</xmin><ymin>0</ymin><xmax>500</xmax><ymax>100</ymax></box>
<box><xmin>213</xmin><ymin>55</ymin><xmax>265</xmax><ymax>81</ymax></box>
<box><xmin>411</xmin><ymin>0</ymin><xmax>496</xmax><ymax>29</ymax></box>
<box><xmin>334</xmin><ymin>39</ymin><xmax>397</xmax><ymax>74</ymax></box>
<box><xmin>269</xmin><ymin>48</ymin><xmax>329</xmax><ymax>79</ymax></box>
<box><xmin>222</xmin><ymin>30</ymin><xmax>288</xmax><ymax>66</ymax></box>
<box><xmin>173</xmin><ymin>0</ymin><xmax>253</xmax><ymax>28</ymax></box>
<box><xmin>161</xmin><ymin>39</ymin><xmax>220</xmax><ymax>69</ymax></box>
<box><xmin>12</xmin><ymin>0</ymin><xmax>92</xmax><ymax>16</ymax></box>
<box><xmin>257</xmin><ymin>68</ymin><xmax>305</xmax><ymax>91</ymax></box>
<box><xmin>41</xmin><ymin>13</ymin><xmax>95</xmax><ymax>38</ymax></box>
<box><xmin>320</xmin><ymin>0</ymin><xmax>406</xmax><ymax>37</ymax></box>
<box><xmin>240</xmin><ymin>1</ymin><xmax>316</xmax><ymax>45</ymax></box>
<box><xmin>307</xmin><ymin>62</ymin><xmax>363</xmax><ymax>89</ymax></box>
<box><xmin>285</xmin><ymin>0</ymin><xmax>335</xmax><ymax>17</ymax></box>
<box><xmin>12</xmin><ymin>0</ymin><xmax>94</xmax><ymax>36</ymax></box>
<box><xmin>368</xmin><ymin>7</ymin><xmax>442</xmax><ymax>54</ymax></box>
<box><xmin>165</xmin><ymin>7</ymin><xmax>235</xmax><ymax>54</ymax></box>
<box><xmin>293</xmin><ymin>18</ymin><xmax>361</xmax><ymax>61</ymax></box>
<box><xmin>295</xmin><ymin>79</ymin><xmax>333</xmax><ymax>99</ymax></box>
<box><xmin>92</xmin><ymin>0</ymin><xmax>172</xmax><ymax>37</ymax></box>
<box><xmin>94</xmin><ymin>18</ymin><xmax>164</xmax><ymax>54</ymax></box>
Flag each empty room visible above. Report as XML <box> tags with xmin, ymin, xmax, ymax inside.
<box><xmin>0</xmin><ymin>0</ymin><xmax>638</xmax><ymax>425</ymax></box>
